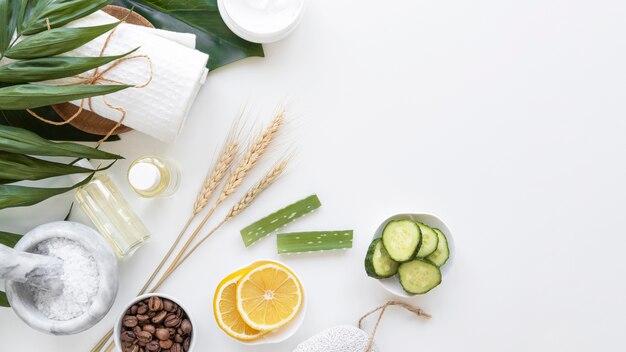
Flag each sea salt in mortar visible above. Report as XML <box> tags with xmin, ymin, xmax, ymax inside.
<box><xmin>31</xmin><ymin>238</ymin><xmax>99</xmax><ymax>321</ymax></box>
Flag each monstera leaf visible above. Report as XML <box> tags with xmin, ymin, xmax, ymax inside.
<box><xmin>114</xmin><ymin>0</ymin><xmax>264</xmax><ymax>70</ymax></box>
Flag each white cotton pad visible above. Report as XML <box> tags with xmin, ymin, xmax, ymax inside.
<box><xmin>293</xmin><ymin>325</ymin><xmax>379</xmax><ymax>352</ymax></box>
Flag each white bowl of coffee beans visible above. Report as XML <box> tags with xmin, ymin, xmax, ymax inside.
<box><xmin>114</xmin><ymin>293</ymin><xmax>195</xmax><ymax>352</ymax></box>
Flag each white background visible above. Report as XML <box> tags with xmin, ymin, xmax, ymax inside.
<box><xmin>2</xmin><ymin>0</ymin><xmax>626</xmax><ymax>350</ymax></box>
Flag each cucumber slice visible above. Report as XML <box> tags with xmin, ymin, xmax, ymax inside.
<box><xmin>364</xmin><ymin>238</ymin><xmax>399</xmax><ymax>278</ymax></box>
<box><xmin>398</xmin><ymin>259</ymin><xmax>442</xmax><ymax>295</ymax></box>
<box><xmin>426</xmin><ymin>228</ymin><xmax>450</xmax><ymax>267</ymax></box>
<box><xmin>415</xmin><ymin>222</ymin><xmax>438</xmax><ymax>258</ymax></box>
<box><xmin>381</xmin><ymin>220</ymin><xmax>421</xmax><ymax>262</ymax></box>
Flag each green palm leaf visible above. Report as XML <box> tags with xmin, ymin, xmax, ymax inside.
<box><xmin>0</xmin><ymin>48</ymin><xmax>137</xmax><ymax>83</ymax></box>
<box><xmin>5</xmin><ymin>20</ymin><xmax>122</xmax><ymax>59</ymax></box>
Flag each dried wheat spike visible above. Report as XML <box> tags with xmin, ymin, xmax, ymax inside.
<box><xmin>216</xmin><ymin>110</ymin><xmax>284</xmax><ymax>205</ymax></box>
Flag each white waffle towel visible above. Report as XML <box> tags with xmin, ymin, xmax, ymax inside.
<box><xmin>55</xmin><ymin>11</ymin><xmax>209</xmax><ymax>142</ymax></box>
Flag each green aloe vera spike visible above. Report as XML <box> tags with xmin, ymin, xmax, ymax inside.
<box><xmin>240</xmin><ymin>194</ymin><xmax>322</xmax><ymax>247</ymax></box>
<box><xmin>277</xmin><ymin>231</ymin><xmax>354</xmax><ymax>254</ymax></box>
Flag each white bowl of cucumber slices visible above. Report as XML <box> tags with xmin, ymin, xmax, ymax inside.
<box><xmin>365</xmin><ymin>213</ymin><xmax>453</xmax><ymax>297</ymax></box>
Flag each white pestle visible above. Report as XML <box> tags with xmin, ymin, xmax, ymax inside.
<box><xmin>0</xmin><ymin>243</ymin><xmax>65</xmax><ymax>294</ymax></box>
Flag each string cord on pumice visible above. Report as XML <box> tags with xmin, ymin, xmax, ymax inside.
<box><xmin>0</xmin><ymin>243</ymin><xmax>64</xmax><ymax>294</ymax></box>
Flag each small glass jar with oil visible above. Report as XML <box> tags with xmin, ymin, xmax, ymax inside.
<box><xmin>127</xmin><ymin>155</ymin><xmax>180</xmax><ymax>198</ymax></box>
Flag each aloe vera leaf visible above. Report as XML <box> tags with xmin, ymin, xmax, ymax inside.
<box><xmin>6</xmin><ymin>21</ymin><xmax>123</xmax><ymax>59</ymax></box>
<box><xmin>0</xmin><ymin>173</ymin><xmax>93</xmax><ymax>210</ymax></box>
<box><xmin>277</xmin><ymin>231</ymin><xmax>354</xmax><ymax>254</ymax></box>
<box><xmin>240</xmin><ymin>194</ymin><xmax>322</xmax><ymax>247</ymax></box>
<box><xmin>0</xmin><ymin>125</ymin><xmax>121</xmax><ymax>159</ymax></box>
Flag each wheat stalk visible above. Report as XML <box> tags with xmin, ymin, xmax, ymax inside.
<box><xmin>153</xmin><ymin>111</ymin><xmax>285</xmax><ymax>288</ymax></box>
<box><xmin>151</xmin><ymin>158</ymin><xmax>289</xmax><ymax>291</ymax></box>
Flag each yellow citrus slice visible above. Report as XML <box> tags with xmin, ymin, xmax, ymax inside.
<box><xmin>213</xmin><ymin>267</ymin><xmax>266</xmax><ymax>341</ymax></box>
<box><xmin>236</xmin><ymin>262</ymin><xmax>303</xmax><ymax>331</ymax></box>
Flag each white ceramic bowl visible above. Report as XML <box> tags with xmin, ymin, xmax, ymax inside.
<box><xmin>222</xmin><ymin>259</ymin><xmax>307</xmax><ymax>345</ymax></box>
<box><xmin>371</xmin><ymin>213</ymin><xmax>455</xmax><ymax>297</ymax></box>
<box><xmin>114</xmin><ymin>293</ymin><xmax>197</xmax><ymax>352</ymax></box>
<box><xmin>6</xmin><ymin>221</ymin><xmax>118</xmax><ymax>335</ymax></box>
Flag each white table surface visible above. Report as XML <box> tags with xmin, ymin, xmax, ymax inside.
<box><xmin>2</xmin><ymin>0</ymin><xmax>626</xmax><ymax>350</ymax></box>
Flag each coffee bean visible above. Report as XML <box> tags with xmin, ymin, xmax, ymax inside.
<box><xmin>176</xmin><ymin>328</ymin><xmax>183</xmax><ymax>336</ymax></box>
<box><xmin>148</xmin><ymin>296</ymin><xmax>162</xmax><ymax>312</ymax></box>
<box><xmin>136</xmin><ymin>331</ymin><xmax>153</xmax><ymax>345</ymax></box>
<box><xmin>170</xmin><ymin>343</ymin><xmax>182</xmax><ymax>352</ymax></box>
<box><xmin>139</xmin><ymin>348</ymin><xmax>145</xmax><ymax>352</ymax></box>
<box><xmin>143</xmin><ymin>324</ymin><xmax>156</xmax><ymax>334</ymax></box>
<box><xmin>183</xmin><ymin>337</ymin><xmax>190</xmax><ymax>352</ymax></box>
<box><xmin>137</xmin><ymin>304</ymin><xmax>148</xmax><ymax>315</ymax></box>
<box><xmin>162</xmin><ymin>299</ymin><xmax>175</xmax><ymax>312</ymax></box>
<box><xmin>155</xmin><ymin>328</ymin><xmax>170</xmax><ymax>341</ymax></box>
<box><xmin>164</xmin><ymin>315</ymin><xmax>180</xmax><ymax>328</ymax></box>
<box><xmin>123</xmin><ymin>315</ymin><xmax>139</xmax><ymax>328</ymax></box>
<box><xmin>133</xmin><ymin>326</ymin><xmax>143</xmax><ymax>336</ymax></box>
<box><xmin>137</xmin><ymin>314</ymin><xmax>150</xmax><ymax>322</ymax></box>
<box><xmin>159</xmin><ymin>340</ymin><xmax>173</xmax><ymax>350</ymax></box>
<box><xmin>175</xmin><ymin>308</ymin><xmax>183</xmax><ymax>318</ymax></box>
<box><xmin>146</xmin><ymin>340</ymin><xmax>160</xmax><ymax>352</ymax></box>
<box><xmin>121</xmin><ymin>331</ymin><xmax>136</xmax><ymax>343</ymax></box>
<box><xmin>180</xmin><ymin>320</ymin><xmax>192</xmax><ymax>335</ymax></box>
<box><xmin>131</xmin><ymin>305</ymin><xmax>139</xmax><ymax>315</ymax></box>
<box><xmin>123</xmin><ymin>344</ymin><xmax>139</xmax><ymax>352</ymax></box>
<box><xmin>152</xmin><ymin>310</ymin><xmax>167</xmax><ymax>324</ymax></box>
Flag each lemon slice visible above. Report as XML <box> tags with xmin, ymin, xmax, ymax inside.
<box><xmin>236</xmin><ymin>262</ymin><xmax>303</xmax><ymax>331</ymax></box>
<box><xmin>213</xmin><ymin>268</ymin><xmax>266</xmax><ymax>341</ymax></box>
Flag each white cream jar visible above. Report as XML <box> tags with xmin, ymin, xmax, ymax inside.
<box><xmin>218</xmin><ymin>0</ymin><xmax>306</xmax><ymax>43</ymax></box>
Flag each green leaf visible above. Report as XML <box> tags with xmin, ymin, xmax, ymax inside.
<box><xmin>0</xmin><ymin>230</ymin><xmax>22</xmax><ymax>248</ymax></box>
<box><xmin>0</xmin><ymin>49</ymin><xmax>137</xmax><ymax>84</ymax></box>
<box><xmin>6</xmin><ymin>20</ymin><xmax>122</xmax><ymax>59</ymax></box>
<box><xmin>0</xmin><ymin>107</ymin><xmax>120</xmax><ymax>142</ymax></box>
<box><xmin>0</xmin><ymin>124</ymin><xmax>121</xmax><ymax>159</ymax></box>
<box><xmin>0</xmin><ymin>151</ymin><xmax>105</xmax><ymax>183</ymax></box>
<box><xmin>0</xmin><ymin>83</ymin><xmax>130</xmax><ymax>110</ymax></box>
<box><xmin>0</xmin><ymin>0</ymin><xmax>15</xmax><ymax>55</ymax></box>
<box><xmin>16</xmin><ymin>0</ymin><xmax>30</xmax><ymax>36</ymax></box>
<box><xmin>114</xmin><ymin>0</ymin><xmax>264</xmax><ymax>70</ymax></box>
<box><xmin>0</xmin><ymin>291</ymin><xmax>8</xmax><ymax>307</ymax></box>
<box><xmin>23</xmin><ymin>0</ymin><xmax>113</xmax><ymax>35</ymax></box>
<box><xmin>0</xmin><ymin>173</ymin><xmax>93</xmax><ymax>210</ymax></box>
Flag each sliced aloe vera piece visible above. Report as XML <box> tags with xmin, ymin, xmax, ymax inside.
<box><xmin>241</xmin><ymin>194</ymin><xmax>322</xmax><ymax>247</ymax></box>
<box><xmin>277</xmin><ymin>230</ymin><xmax>353</xmax><ymax>254</ymax></box>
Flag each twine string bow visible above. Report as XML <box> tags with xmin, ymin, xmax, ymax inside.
<box><xmin>26</xmin><ymin>18</ymin><xmax>153</xmax><ymax>145</ymax></box>
<box><xmin>358</xmin><ymin>300</ymin><xmax>432</xmax><ymax>352</ymax></box>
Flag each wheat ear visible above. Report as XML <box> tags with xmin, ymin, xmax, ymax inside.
<box><xmin>152</xmin><ymin>158</ymin><xmax>289</xmax><ymax>291</ymax></box>
<box><xmin>153</xmin><ymin>111</ymin><xmax>285</xmax><ymax>289</ymax></box>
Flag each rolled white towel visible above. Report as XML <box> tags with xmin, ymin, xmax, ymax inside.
<box><xmin>52</xmin><ymin>11</ymin><xmax>209</xmax><ymax>143</ymax></box>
